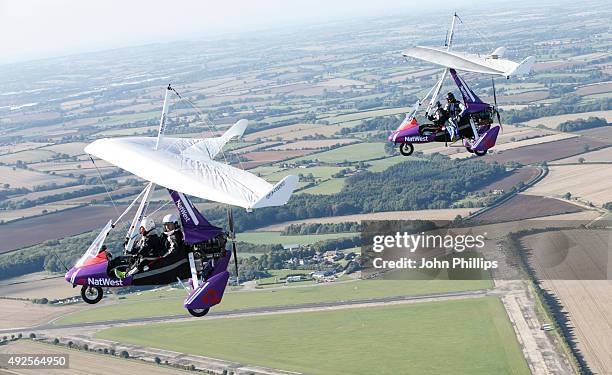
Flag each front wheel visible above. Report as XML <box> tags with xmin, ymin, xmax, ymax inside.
<box><xmin>465</xmin><ymin>147</ymin><xmax>474</xmax><ymax>153</ymax></box>
<box><xmin>399</xmin><ymin>143</ymin><xmax>414</xmax><ymax>156</ymax></box>
<box><xmin>474</xmin><ymin>149</ymin><xmax>487</xmax><ymax>157</ymax></box>
<box><xmin>81</xmin><ymin>286</ymin><xmax>103</xmax><ymax>304</ymax></box>
<box><xmin>188</xmin><ymin>307</ymin><xmax>210</xmax><ymax>317</ymax></box>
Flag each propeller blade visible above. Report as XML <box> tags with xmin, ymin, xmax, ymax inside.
<box><xmin>232</xmin><ymin>241</ymin><xmax>239</xmax><ymax>282</ymax></box>
<box><xmin>227</xmin><ymin>207</ymin><xmax>238</xmax><ymax>284</ymax></box>
<box><xmin>227</xmin><ymin>208</ymin><xmax>235</xmax><ymax>237</ymax></box>
<box><xmin>491</xmin><ymin>78</ymin><xmax>503</xmax><ymax>132</ymax></box>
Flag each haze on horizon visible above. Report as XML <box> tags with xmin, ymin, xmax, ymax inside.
<box><xmin>1</xmin><ymin>0</ymin><xmax>516</xmax><ymax>64</ymax></box>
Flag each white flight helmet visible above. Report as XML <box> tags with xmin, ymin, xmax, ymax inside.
<box><xmin>162</xmin><ymin>214</ymin><xmax>178</xmax><ymax>225</ymax></box>
<box><xmin>140</xmin><ymin>217</ymin><xmax>155</xmax><ymax>233</ymax></box>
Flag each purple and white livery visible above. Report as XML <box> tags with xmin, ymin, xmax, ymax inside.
<box><xmin>66</xmin><ymin>84</ymin><xmax>299</xmax><ymax>317</ymax></box>
<box><xmin>389</xmin><ymin>13</ymin><xmax>533</xmax><ymax>157</ymax></box>
<box><xmin>65</xmin><ymin>189</ymin><xmax>232</xmax><ymax>317</ymax></box>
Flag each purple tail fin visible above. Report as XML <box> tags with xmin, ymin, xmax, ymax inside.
<box><xmin>168</xmin><ymin>189</ymin><xmax>223</xmax><ymax>245</ymax></box>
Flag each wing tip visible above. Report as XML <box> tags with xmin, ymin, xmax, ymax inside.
<box><xmin>250</xmin><ymin>175</ymin><xmax>299</xmax><ymax>209</ymax></box>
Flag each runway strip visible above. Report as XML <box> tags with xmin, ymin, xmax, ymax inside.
<box><xmin>0</xmin><ymin>289</ymin><xmax>488</xmax><ymax>335</ymax></box>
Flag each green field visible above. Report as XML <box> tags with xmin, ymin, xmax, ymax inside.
<box><xmin>96</xmin><ymin>296</ymin><xmax>528</xmax><ymax>375</ymax></box>
<box><xmin>237</xmin><ymin>231</ymin><xmax>356</xmax><ymax>245</ymax></box>
<box><xmin>54</xmin><ymin>279</ymin><xmax>491</xmax><ymax>325</ymax></box>
<box><xmin>322</xmin><ymin>106</ymin><xmax>411</xmax><ymax>124</ymax></box>
<box><xmin>264</xmin><ymin>166</ymin><xmax>346</xmax><ymax>182</ymax></box>
<box><xmin>300</xmin><ymin>177</ymin><xmax>346</xmax><ymax>195</ymax></box>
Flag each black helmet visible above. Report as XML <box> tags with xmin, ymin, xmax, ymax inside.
<box><xmin>446</xmin><ymin>92</ymin><xmax>456</xmax><ymax>101</ymax></box>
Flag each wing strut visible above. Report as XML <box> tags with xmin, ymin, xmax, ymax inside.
<box><xmin>123</xmin><ymin>182</ymin><xmax>155</xmax><ymax>254</ymax></box>
<box><xmin>425</xmin><ymin>13</ymin><xmax>458</xmax><ymax>116</ymax></box>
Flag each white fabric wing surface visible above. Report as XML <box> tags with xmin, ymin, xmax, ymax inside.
<box><xmin>84</xmin><ymin>120</ymin><xmax>298</xmax><ymax>210</ymax></box>
<box><xmin>403</xmin><ymin>46</ymin><xmax>534</xmax><ymax>77</ymax></box>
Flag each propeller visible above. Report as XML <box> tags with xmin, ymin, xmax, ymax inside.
<box><xmin>491</xmin><ymin>78</ymin><xmax>503</xmax><ymax>132</ymax></box>
<box><xmin>227</xmin><ymin>207</ymin><xmax>239</xmax><ymax>285</ymax></box>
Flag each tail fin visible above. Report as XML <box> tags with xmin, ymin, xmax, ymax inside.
<box><xmin>182</xmin><ymin>119</ymin><xmax>249</xmax><ymax>160</ymax></box>
<box><xmin>221</xmin><ymin>119</ymin><xmax>248</xmax><ymax>142</ymax></box>
<box><xmin>505</xmin><ymin>56</ymin><xmax>535</xmax><ymax>77</ymax></box>
<box><xmin>250</xmin><ymin>175</ymin><xmax>299</xmax><ymax>209</ymax></box>
<box><xmin>490</xmin><ymin>47</ymin><xmax>506</xmax><ymax>58</ymax></box>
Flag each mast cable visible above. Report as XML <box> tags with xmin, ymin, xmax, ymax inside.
<box><xmin>90</xmin><ymin>156</ymin><xmax>120</xmax><ymax>216</ymax></box>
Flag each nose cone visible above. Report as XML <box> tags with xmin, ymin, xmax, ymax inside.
<box><xmin>64</xmin><ymin>268</ymin><xmax>76</xmax><ymax>283</ymax></box>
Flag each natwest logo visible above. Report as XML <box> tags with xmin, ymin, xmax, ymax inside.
<box><xmin>176</xmin><ymin>199</ymin><xmax>191</xmax><ymax>223</ymax></box>
<box><xmin>404</xmin><ymin>136</ymin><xmax>428</xmax><ymax>142</ymax></box>
<box><xmin>87</xmin><ymin>277</ymin><xmax>123</xmax><ymax>286</ymax></box>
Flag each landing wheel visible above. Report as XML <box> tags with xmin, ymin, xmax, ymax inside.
<box><xmin>81</xmin><ymin>286</ymin><xmax>103</xmax><ymax>304</ymax></box>
<box><xmin>465</xmin><ymin>147</ymin><xmax>474</xmax><ymax>153</ymax></box>
<box><xmin>474</xmin><ymin>149</ymin><xmax>487</xmax><ymax>157</ymax></box>
<box><xmin>188</xmin><ymin>307</ymin><xmax>210</xmax><ymax>317</ymax></box>
<box><xmin>399</xmin><ymin>143</ymin><xmax>414</xmax><ymax>156</ymax></box>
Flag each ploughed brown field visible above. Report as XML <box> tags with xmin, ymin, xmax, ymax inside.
<box><xmin>520</xmin><ymin>230</ymin><xmax>612</xmax><ymax>375</ymax></box>
<box><xmin>476</xmin><ymin>167</ymin><xmax>539</xmax><ymax>193</ymax></box>
<box><xmin>475</xmin><ymin>194</ymin><xmax>583</xmax><ymax>223</ymax></box>
<box><xmin>577</xmin><ymin>127</ymin><xmax>612</xmax><ymax>142</ymax></box>
<box><xmin>487</xmin><ymin>137</ymin><xmax>610</xmax><ymax>164</ymax></box>
<box><xmin>0</xmin><ymin>205</ymin><xmax>126</xmax><ymax>253</ymax></box>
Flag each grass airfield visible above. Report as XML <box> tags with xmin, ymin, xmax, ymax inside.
<box><xmin>54</xmin><ymin>278</ymin><xmax>492</xmax><ymax>325</ymax></box>
<box><xmin>96</xmin><ymin>296</ymin><xmax>529</xmax><ymax>375</ymax></box>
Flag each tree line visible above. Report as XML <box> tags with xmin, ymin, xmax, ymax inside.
<box><xmin>556</xmin><ymin>116</ymin><xmax>607</xmax><ymax>132</ymax></box>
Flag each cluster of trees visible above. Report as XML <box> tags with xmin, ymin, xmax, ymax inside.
<box><xmin>210</xmin><ymin>154</ymin><xmax>507</xmax><ymax>231</ymax></box>
<box><xmin>282</xmin><ymin>222</ymin><xmax>360</xmax><ymax>235</ymax></box>
<box><xmin>233</xmin><ymin>236</ymin><xmax>361</xmax><ymax>281</ymax></box>
<box><xmin>311</xmin><ymin>236</ymin><xmax>361</xmax><ymax>253</ymax></box>
<box><xmin>556</xmin><ymin>116</ymin><xmax>607</xmax><ymax>132</ymax></box>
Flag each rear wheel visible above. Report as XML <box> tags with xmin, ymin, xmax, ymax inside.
<box><xmin>399</xmin><ymin>143</ymin><xmax>414</xmax><ymax>156</ymax></box>
<box><xmin>81</xmin><ymin>286</ymin><xmax>103</xmax><ymax>304</ymax></box>
<box><xmin>188</xmin><ymin>307</ymin><xmax>210</xmax><ymax>317</ymax></box>
<box><xmin>474</xmin><ymin>149</ymin><xmax>487</xmax><ymax>157</ymax></box>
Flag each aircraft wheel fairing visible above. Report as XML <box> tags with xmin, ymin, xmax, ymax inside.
<box><xmin>81</xmin><ymin>285</ymin><xmax>103</xmax><ymax>304</ymax></box>
<box><xmin>188</xmin><ymin>307</ymin><xmax>210</xmax><ymax>317</ymax></box>
<box><xmin>399</xmin><ymin>143</ymin><xmax>414</xmax><ymax>156</ymax></box>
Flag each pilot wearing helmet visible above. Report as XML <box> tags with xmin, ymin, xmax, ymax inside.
<box><xmin>116</xmin><ymin>217</ymin><xmax>162</xmax><ymax>278</ymax></box>
<box><xmin>160</xmin><ymin>214</ymin><xmax>184</xmax><ymax>259</ymax></box>
<box><xmin>130</xmin><ymin>217</ymin><xmax>162</xmax><ymax>257</ymax></box>
<box><xmin>427</xmin><ymin>101</ymin><xmax>449</xmax><ymax>128</ymax></box>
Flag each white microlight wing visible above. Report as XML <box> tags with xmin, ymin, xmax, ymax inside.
<box><xmin>85</xmin><ymin>119</ymin><xmax>298</xmax><ymax>209</ymax></box>
<box><xmin>403</xmin><ymin>46</ymin><xmax>534</xmax><ymax>77</ymax></box>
